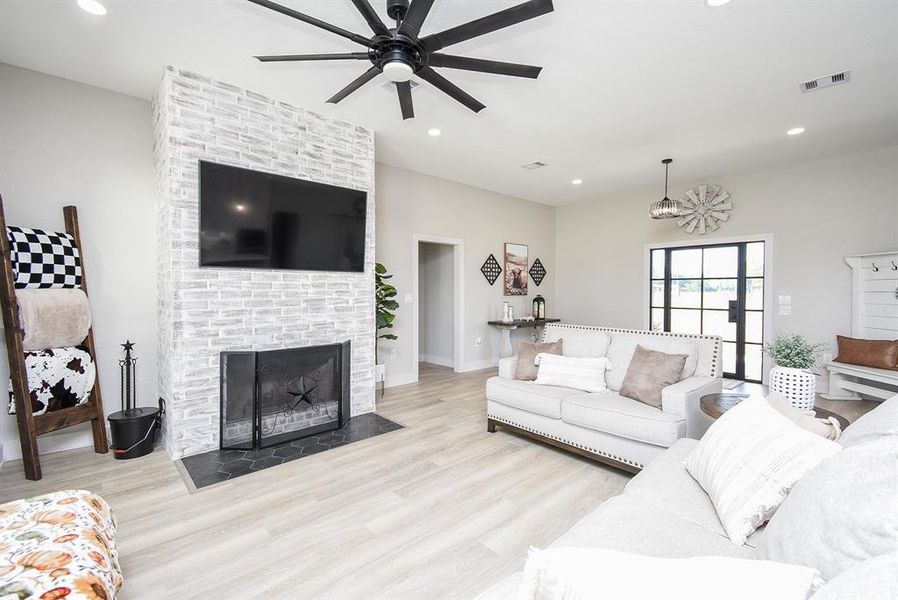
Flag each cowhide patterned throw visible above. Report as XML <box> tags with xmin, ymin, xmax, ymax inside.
<box><xmin>7</xmin><ymin>346</ymin><xmax>96</xmax><ymax>416</ymax></box>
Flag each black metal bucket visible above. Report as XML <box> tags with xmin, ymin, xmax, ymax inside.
<box><xmin>108</xmin><ymin>398</ymin><xmax>164</xmax><ymax>460</ymax></box>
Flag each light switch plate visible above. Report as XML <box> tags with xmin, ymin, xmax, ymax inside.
<box><xmin>404</xmin><ymin>293</ymin><xmax>414</xmax><ymax>304</ymax></box>
<box><xmin>779</xmin><ymin>305</ymin><xmax>792</xmax><ymax>316</ymax></box>
<box><xmin>778</xmin><ymin>294</ymin><xmax>791</xmax><ymax>305</ymax></box>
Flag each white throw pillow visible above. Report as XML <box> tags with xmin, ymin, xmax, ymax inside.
<box><xmin>534</xmin><ymin>354</ymin><xmax>608</xmax><ymax>393</ymax></box>
<box><xmin>684</xmin><ymin>397</ymin><xmax>842</xmax><ymax>545</ymax></box>
<box><xmin>517</xmin><ymin>547</ymin><xmax>823</xmax><ymax>600</ymax></box>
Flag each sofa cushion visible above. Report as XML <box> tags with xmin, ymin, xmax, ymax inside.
<box><xmin>552</xmin><ymin>494</ymin><xmax>756</xmax><ymax>559</ymax></box>
<box><xmin>809</xmin><ymin>551</ymin><xmax>898</xmax><ymax>600</ymax></box>
<box><xmin>486</xmin><ymin>377</ymin><xmax>582</xmax><ymax>419</ymax></box>
<box><xmin>605</xmin><ymin>334</ymin><xmax>698</xmax><ymax>391</ymax></box>
<box><xmin>542</xmin><ymin>326</ymin><xmax>610</xmax><ymax>358</ymax></box>
<box><xmin>839</xmin><ymin>393</ymin><xmax>898</xmax><ymax>448</ymax></box>
<box><xmin>560</xmin><ymin>390</ymin><xmax>685</xmax><ymax>447</ymax></box>
<box><xmin>619</xmin><ymin>345</ymin><xmax>689</xmax><ymax>408</ymax></box>
<box><xmin>756</xmin><ymin>436</ymin><xmax>898</xmax><ymax>581</ymax></box>
<box><xmin>624</xmin><ymin>438</ymin><xmax>765</xmax><ymax>548</ymax></box>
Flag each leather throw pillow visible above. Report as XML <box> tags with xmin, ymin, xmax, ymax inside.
<box><xmin>515</xmin><ymin>339</ymin><xmax>563</xmax><ymax>380</ymax></box>
<box><xmin>834</xmin><ymin>335</ymin><xmax>898</xmax><ymax>370</ymax></box>
<box><xmin>619</xmin><ymin>344</ymin><xmax>687</xmax><ymax>408</ymax></box>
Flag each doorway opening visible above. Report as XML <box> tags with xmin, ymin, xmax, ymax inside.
<box><xmin>412</xmin><ymin>235</ymin><xmax>465</xmax><ymax>384</ymax></box>
<box><xmin>647</xmin><ymin>237</ymin><xmax>772</xmax><ymax>383</ymax></box>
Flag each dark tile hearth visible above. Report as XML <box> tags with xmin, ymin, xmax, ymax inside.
<box><xmin>180</xmin><ymin>413</ymin><xmax>403</xmax><ymax>489</ymax></box>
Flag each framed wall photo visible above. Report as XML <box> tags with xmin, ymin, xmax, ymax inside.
<box><xmin>503</xmin><ymin>243</ymin><xmax>528</xmax><ymax>296</ymax></box>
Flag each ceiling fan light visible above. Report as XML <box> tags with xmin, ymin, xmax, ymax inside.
<box><xmin>76</xmin><ymin>0</ymin><xmax>107</xmax><ymax>15</ymax></box>
<box><xmin>383</xmin><ymin>61</ymin><xmax>414</xmax><ymax>83</ymax></box>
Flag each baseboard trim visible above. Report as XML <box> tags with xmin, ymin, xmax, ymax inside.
<box><xmin>419</xmin><ymin>354</ymin><xmax>455</xmax><ymax>368</ymax></box>
<box><xmin>384</xmin><ymin>372</ymin><xmax>418</xmax><ymax>389</ymax></box>
<box><xmin>458</xmin><ymin>359</ymin><xmax>497</xmax><ymax>373</ymax></box>
<box><xmin>1</xmin><ymin>428</ymin><xmax>95</xmax><ymax>463</ymax></box>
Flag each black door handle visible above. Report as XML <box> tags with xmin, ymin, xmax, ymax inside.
<box><xmin>728</xmin><ymin>300</ymin><xmax>738</xmax><ymax>323</ymax></box>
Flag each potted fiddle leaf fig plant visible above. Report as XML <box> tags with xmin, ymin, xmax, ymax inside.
<box><xmin>375</xmin><ymin>263</ymin><xmax>399</xmax><ymax>384</ymax></box>
<box><xmin>764</xmin><ymin>334</ymin><xmax>827</xmax><ymax>411</ymax></box>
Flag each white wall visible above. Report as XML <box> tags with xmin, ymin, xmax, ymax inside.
<box><xmin>556</xmin><ymin>146</ymin><xmax>898</xmax><ymax>362</ymax></box>
<box><xmin>418</xmin><ymin>242</ymin><xmax>454</xmax><ymax>367</ymax></box>
<box><xmin>376</xmin><ymin>164</ymin><xmax>556</xmax><ymax>386</ymax></box>
<box><xmin>0</xmin><ymin>64</ymin><xmax>157</xmax><ymax>460</ymax></box>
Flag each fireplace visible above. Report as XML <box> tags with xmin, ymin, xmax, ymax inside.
<box><xmin>219</xmin><ymin>342</ymin><xmax>351</xmax><ymax>450</ymax></box>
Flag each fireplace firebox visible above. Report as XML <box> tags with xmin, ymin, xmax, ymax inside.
<box><xmin>220</xmin><ymin>342</ymin><xmax>350</xmax><ymax>450</ymax></box>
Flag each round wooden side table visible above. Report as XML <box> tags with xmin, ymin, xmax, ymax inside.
<box><xmin>700</xmin><ymin>393</ymin><xmax>849</xmax><ymax>430</ymax></box>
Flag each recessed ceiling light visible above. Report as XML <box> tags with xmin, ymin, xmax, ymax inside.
<box><xmin>427</xmin><ymin>128</ymin><xmax>441</xmax><ymax>137</ymax></box>
<box><xmin>571</xmin><ymin>179</ymin><xmax>583</xmax><ymax>185</ymax></box>
<box><xmin>77</xmin><ymin>0</ymin><xmax>107</xmax><ymax>15</ymax></box>
<box><xmin>786</xmin><ymin>127</ymin><xmax>806</xmax><ymax>136</ymax></box>
<box><xmin>706</xmin><ymin>0</ymin><xmax>732</xmax><ymax>6</ymax></box>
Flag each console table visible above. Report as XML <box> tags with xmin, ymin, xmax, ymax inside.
<box><xmin>487</xmin><ymin>318</ymin><xmax>561</xmax><ymax>358</ymax></box>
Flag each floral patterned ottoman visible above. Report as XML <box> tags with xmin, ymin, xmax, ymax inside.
<box><xmin>0</xmin><ymin>490</ymin><xmax>122</xmax><ymax>599</ymax></box>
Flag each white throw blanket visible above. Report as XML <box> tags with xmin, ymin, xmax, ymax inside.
<box><xmin>16</xmin><ymin>287</ymin><xmax>91</xmax><ymax>351</ymax></box>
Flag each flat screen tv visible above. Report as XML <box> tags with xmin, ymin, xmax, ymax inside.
<box><xmin>199</xmin><ymin>161</ymin><xmax>367</xmax><ymax>272</ymax></box>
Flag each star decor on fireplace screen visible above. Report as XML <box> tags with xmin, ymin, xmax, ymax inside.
<box><xmin>529</xmin><ymin>259</ymin><xmax>547</xmax><ymax>286</ymax></box>
<box><xmin>481</xmin><ymin>254</ymin><xmax>502</xmax><ymax>286</ymax></box>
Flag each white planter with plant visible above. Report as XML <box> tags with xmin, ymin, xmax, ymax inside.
<box><xmin>764</xmin><ymin>334</ymin><xmax>826</xmax><ymax>411</ymax></box>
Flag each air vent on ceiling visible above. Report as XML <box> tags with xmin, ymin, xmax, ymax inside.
<box><xmin>521</xmin><ymin>161</ymin><xmax>549</xmax><ymax>170</ymax></box>
<box><xmin>800</xmin><ymin>70</ymin><xmax>850</xmax><ymax>93</ymax></box>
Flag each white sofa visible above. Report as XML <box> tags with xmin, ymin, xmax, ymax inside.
<box><xmin>486</xmin><ymin>323</ymin><xmax>723</xmax><ymax>472</ymax></box>
<box><xmin>479</xmin><ymin>394</ymin><xmax>898</xmax><ymax>600</ymax></box>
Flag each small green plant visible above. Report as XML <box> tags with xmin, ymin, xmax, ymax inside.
<box><xmin>763</xmin><ymin>334</ymin><xmax>826</xmax><ymax>369</ymax></box>
<box><xmin>375</xmin><ymin>262</ymin><xmax>399</xmax><ymax>363</ymax></box>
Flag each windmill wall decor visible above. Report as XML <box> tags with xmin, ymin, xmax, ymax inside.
<box><xmin>677</xmin><ymin>185</ymin><xmax>733</xmax><ymax>235</ymax></box>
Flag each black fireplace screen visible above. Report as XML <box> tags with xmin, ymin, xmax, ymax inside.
<box><xmin>220</xmin><ymin>341</ymin><xmax>350</xmax><ymax>450</ymax></box>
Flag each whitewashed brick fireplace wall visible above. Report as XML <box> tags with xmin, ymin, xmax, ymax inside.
<box><xmin>152</xmin><ymin>66</ymin><xmax>375</xmax><ymax>458</ymax></box>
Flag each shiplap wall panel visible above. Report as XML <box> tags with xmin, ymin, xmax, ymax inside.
<box><xmin>847</xmin><ymin>252</ymin><xmax>898</xmax><ymax>340</ymax></box>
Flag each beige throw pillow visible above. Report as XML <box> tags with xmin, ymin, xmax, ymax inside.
<box><xmin>619</xmin><ymin>345</ymin><xmax>688</xmax><ymax>408</ymax></box>
<box><xmin>515</xmin><ymin>339</ymin><xmax>562</xmax><ymax>380</ymax></box>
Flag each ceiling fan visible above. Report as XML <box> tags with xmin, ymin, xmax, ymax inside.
<box><xmin>247</xmin><ymin>0</ymin><xmax>554</xmax><ymax>119</ymax></box>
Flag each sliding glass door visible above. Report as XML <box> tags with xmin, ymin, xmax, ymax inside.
<box><xmin>650</xmin><ymin>241</ymin><xmax>765</xmax><ymax>381</ymax></box>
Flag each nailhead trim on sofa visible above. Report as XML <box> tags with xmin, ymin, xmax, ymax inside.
<box><xmin>540</xmin><ymin>323</ymin><xmax>723</xmax><ymax>378</ymax></box>
<box><xmin>487</xmin><ymin>413</ymin><xmax>646</xmax><ymax>470</ymax></box>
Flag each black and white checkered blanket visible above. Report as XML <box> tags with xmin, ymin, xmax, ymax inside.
<box><xmin>6</xmin><ymin>226</ymin><xmax>83</xmax><ymax>289</ymax></box>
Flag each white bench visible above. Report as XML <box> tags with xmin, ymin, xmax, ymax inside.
<box><xmin>821</xmin><ymin>361</ymin><xmax>898</xmax><ymax>401</ymax></box>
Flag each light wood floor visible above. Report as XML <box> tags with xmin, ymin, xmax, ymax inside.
<box><xmin>0</xmin><ymin>363</ymin><xmax>632</xmax><ymax>599</ymax></box>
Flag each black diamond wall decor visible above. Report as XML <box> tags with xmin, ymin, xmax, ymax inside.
<box><xmin>529</xmin><ymin>259</ymin><xmax>547</xmax><ymax>286</ymax></box>
<box><xmin>481</xmin><ymin>254</ymin><xmax>502</xmax><ymax>286</ymax></box>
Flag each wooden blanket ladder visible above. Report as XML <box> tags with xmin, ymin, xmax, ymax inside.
<box><xmin>0</xmin><ymin>194</ymin><xmax>108</xmax><ymax>480</ymax></box>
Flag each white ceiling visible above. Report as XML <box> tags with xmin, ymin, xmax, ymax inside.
<box><xmin>1</xmin><ymin>1</ymin><xmax>896</xmax><ymax>205</ymax></box>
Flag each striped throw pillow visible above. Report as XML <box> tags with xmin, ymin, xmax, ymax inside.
<box><xmin>534</xmin><ymin>354</ymin><xmax>609</xmax><ymax>393</ymax></box>
<box><xmin>684</xmin><ymin>397</ymin><xmax>842</xmax><ymax>545</ymax></box>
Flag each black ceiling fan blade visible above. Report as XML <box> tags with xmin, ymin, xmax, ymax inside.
<box><xmin>326</xmin><ymin>66</ymin><xmax>382</xmax><ymax>104</ymax></box>
<box><xmin>255</xmin><ymin>52</ymin><xmax>371</xmax><ymax>62</ymax></box>
<box><xmin>246</xmin><ymin>0</ymin><xmax>371</xmax><ymax>46</ymax></box>
<box><xmin>396</xmin><ymin>81</ymin><xmax>415</xmax><ymax>120</ymax></box>
<box><xmin>417</xmin><ymin>67</ymin><xmax>485</xmax><ymax>113</ymax></box>
<box><xmin>349</xmin><ymin>0</ymin><xmax>391</xmax><ymax>37</ymax></box>
<box><xmin>428</xmin><ymin>54</ymin><xmax>542</xmax><ymax>79</ymax></box>
<box><xmin>397</xmin><ymin>0</ymin><xmax>435</xmax><ymax>39</ymax></box>
<box><xmin>421</xmin><ymin>0</ymin><xmax>554</xmax><ymax>52</ymax></box>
